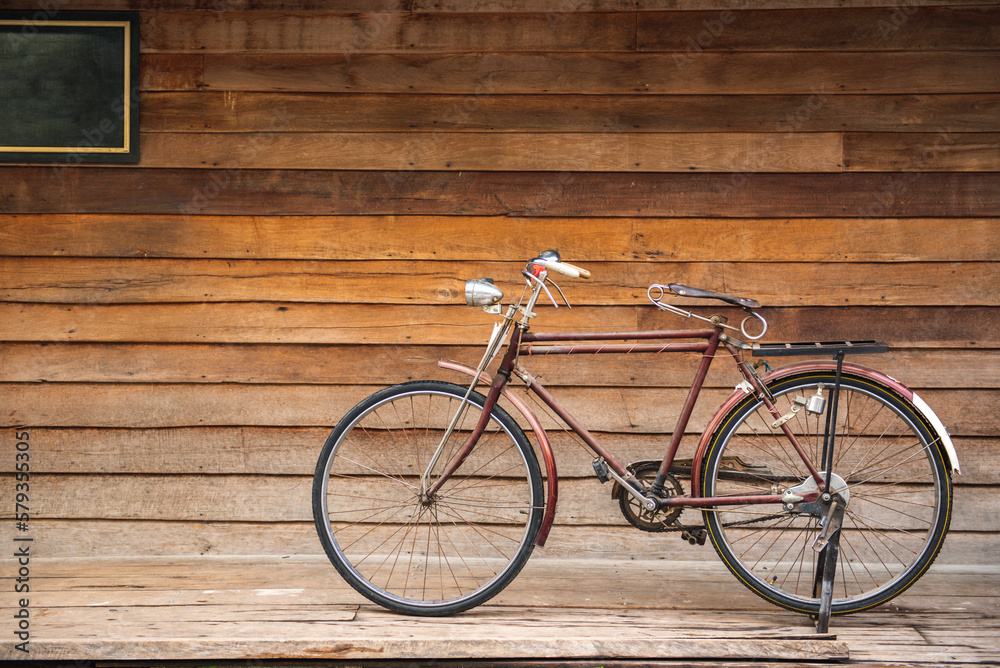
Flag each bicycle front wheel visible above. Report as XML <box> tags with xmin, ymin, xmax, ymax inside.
<box><xmin>312</xmin><ymin>381</ymin><xmax>544</xmax><ymax>615</ymax></box>
<box><xmin>702</xmin><ymin>371</ymin><xmax>952</xmax><ymax>615</ymax></box>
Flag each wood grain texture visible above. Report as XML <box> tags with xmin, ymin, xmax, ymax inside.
<box><xmin>2</xmin><ymin>343</ymin><xmax>991</xmax><ymax>388</ymax></box>
<box><xmin>0</xmin><ymin>383</ymin><xmax>786</xmax><ymax>430</ymax></box>
<box><xmin>141</xmin><ymin>9</ymin><xmax>1000</xmax><ymax>53</ymax></box>
<box><xmin>6</xmin><ymin>520</ymin><xmax>997</xmax><ymax>565</ymax></box>
<box><xmin>138</xmin><ymin>131</ymin><xmax>844</xmax><ymax>172</ymax></box>
<box><xmin>0</xmin><ymin>519</ymin><xmax>727</xmax><ymax>560</ymax></box>
<box><xmin>5</xmin><ymin>169</ymin><xmax>1000</xmax><ymax>217</ymax></box>
<box><xmin>141</xmin><ymin>11</ymin><xmax>637</xmax><ymax>53</ymax></box>
<box><xmin>5</xmin><ymin>215</ymin><xmax>998</xmax><ymax>262</ymax></box>
<box><xmin>3</xmin><ymin>303</ymin><xmax>996</xmax><ymax>346</ymax></box>
<box><xmin>3</xmin><ymin>556</ymin><xmax>999</xmax><ymax>625</ymax></box>
<box><xmin>1</xmin><ymin>382</ymin><xmax>993</xmax><ymax>434</ymax></box>
<box><xmin>5</xmin><ymin>473</ymin><xmax>989</xmax><ymax>527</ymax></box>
<box><xmin>0</xmin><ymin>302</ymin><xmax>622</xmax><ymax>344</ymax></box>
<box><xmin>6</xmin><ymin>554</ymin><xmax>1000</xmax><ymax>665</ymax></box>
<box><xmin>141</xmin><ymin>54</ymin><xmax>204</xmax><ymax>91</ymax></box>
<box><xmin>845</xmin><ymin>132</ymin><xmax>1000</xmax><ymax>171</ymax></box>
<box><xmin>139</xmin><ymin>92</ymin><xmax>1000</xmax><ymax>134</ymax></box>
<box><xmin>637</xmin><ymin>7</ymin><xmax>1000</xmax><ymax>52</ymax></box>
<box><xmin>27</xmin><ymin>0</ymin><xmax>410</xmax><ymax>10</ymax></box>
<box><xmin>414</xmin><ymin>0</ymin><xmax>1000</xmax><ymax>10</ymax></box>
<box><xmin>17</xmin><ymin>554</ymin><xmax>991</xmax><ymax>613</ymax></box>
<box><xmin>4</xmin><ymin>257</ymin><xmax>995</xmax><ymax>305</ymax></box>
<box><xmin>30</xmin><ymin>0</ymin><xmax>1000</xmax><ymax>10</ymax></box>
<box><xmin>0</xmin><ymin>588</ymin><xmax>852</xmax><ymax>662</ymax></box>
<box><xmin>4</xmin><ymin>422</ymin><xmax>993</xmax><ymax>478</ymax></box>
<box><xmin>195</xmin><ymin>52</ymin><xmax>1000</xmax><ymax>95</ymax></box>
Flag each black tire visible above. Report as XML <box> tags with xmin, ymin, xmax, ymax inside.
<box><xmin>701</xmin><ymin>371</ymin><xmax>952</xmax><ymax>615</ymax></box>
<box><xmin>312</xmin><ymin>381</ymin><xmax>544</xmax><ymax>615</ymax></box>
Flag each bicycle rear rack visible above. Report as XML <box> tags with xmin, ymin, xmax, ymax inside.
<box><xmin>752</xmin><ymin>340</ymin><xmax>888</xmax><ymax>357</ymax></box>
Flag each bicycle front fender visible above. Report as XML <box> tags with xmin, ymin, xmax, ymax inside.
<box><xmin>437</xmin><ymin>359</ymin><xmax>559</xmax><ymax>547</ymax></box>
<box><xmin>690</xmin><ymin>360</ymin><xmax>960</xmax><ymax>498</ymax></box>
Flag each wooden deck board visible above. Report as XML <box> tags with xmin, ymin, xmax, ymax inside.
<box><xmin>3</xmin><ymin>556</ymin><xmax>999</xmax><ymax>665</ymax></box>
<box><xmin>21</xmin><ymin>608</ymin><xmax>847</xmax><ymax>662</ymax></box>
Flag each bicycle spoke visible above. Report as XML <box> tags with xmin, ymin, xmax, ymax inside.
<box><xmin>314</xmin><ymin>383</ymin><xmax>542</xmax><ymax>613</ymax></box>
<box><xmin>703</xmin><ymin>373</ymin><xmax>950</xmax><ymax>614</ymax></box>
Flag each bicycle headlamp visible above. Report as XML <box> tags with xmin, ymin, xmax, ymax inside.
<box><xmin>465</xmin><ymin>278</ymin><xmax>503</xmax><ymax>307</ymax></box>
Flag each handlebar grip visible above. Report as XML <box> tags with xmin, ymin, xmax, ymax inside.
<box><xmin>533</xmin><ymin>258</ymin><xmax>591</xmax><ymax>279</ymax></box>
<box><xmin>562</xmin><ymin>262</ymin><xmax>591</xmax><ymax>279</ymax></box>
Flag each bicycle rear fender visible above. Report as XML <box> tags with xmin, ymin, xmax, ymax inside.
<box><xmin>691</xmin><ymin>360</ymin><xmax>959</xmax><ymax>497</ymax></box>
<box><xmin>437</xmin><ymin>359</ymin><xmax>558</xmax><ymax>547</ymax></box>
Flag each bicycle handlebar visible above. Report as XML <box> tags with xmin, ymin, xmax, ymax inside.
<box><xmin>528</xmin><ymin>256</ymin><xmax>592</xmax><ymax>280</ymax></box>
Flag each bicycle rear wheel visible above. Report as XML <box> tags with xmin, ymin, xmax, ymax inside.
<box><xmin>701</xmin><ymin>371</ymin><xmax>952</xmax><ymax>615</ymax></box>
<box><xmin>312</xmin><ymin>380</ymin><xmax>544</xmax><ymax>615</ymax></box>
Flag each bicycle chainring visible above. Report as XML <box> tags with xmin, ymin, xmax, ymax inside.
<box><xmin>616</xmin><ymin>461</ymin><xmax>684</xmax><ymax>532</ymax></box>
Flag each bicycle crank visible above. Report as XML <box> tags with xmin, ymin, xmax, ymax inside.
<box><xmin>613</xmin><ymin>462</ymin><xmax>684</xmax><ymax>532</ymax></box>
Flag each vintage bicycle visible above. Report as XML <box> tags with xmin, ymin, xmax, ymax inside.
<box><xmin>312</xmin><ymin>251</ymin><xmax>958</xmax><ymax>628</ymax></box>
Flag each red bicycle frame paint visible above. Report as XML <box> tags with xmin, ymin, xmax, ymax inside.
<box><xmin>436</xmin><ymin>323</ymin><xmax>829</xmax><ymax>547</ymax></box>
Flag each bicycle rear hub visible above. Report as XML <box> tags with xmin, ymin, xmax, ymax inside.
<box><xmin>781</xmin><ymin>473</ymin><xmax>850</xmax><ymax>514</ymax></box>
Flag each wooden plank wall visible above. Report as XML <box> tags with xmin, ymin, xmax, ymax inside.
<box><xmin>1</xmin><ymin>1</ymin><xmax>999</xmax><ymax>565</ymax></box>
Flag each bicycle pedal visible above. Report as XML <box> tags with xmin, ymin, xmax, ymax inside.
<box><xmin>592</xmin><ymin>458</ymin><xmax>611</xmax><ymax>484</ymax></box>
<box><xmin>681</xmin><ymin>528</ymin><xmax>707</xmax><ymax>546</ymax></box>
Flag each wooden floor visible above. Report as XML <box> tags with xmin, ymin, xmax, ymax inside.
<box><xmin>4</xmin><ymin>555</ymin><xmax>998</xmax><ymax>667</ymax></box>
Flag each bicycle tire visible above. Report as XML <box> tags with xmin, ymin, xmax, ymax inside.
<box><xmin>701</xmin><ymin>371</ymin><xmax>952</xmax><ymax>615</ymax></box>
<box><xmin>312</xmin><ymin>380</ymin><xmax>544</xmax><ymax>615</ymax></box>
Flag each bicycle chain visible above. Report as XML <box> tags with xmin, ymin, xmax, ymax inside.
<box><xmin>619</xmin><ymin>462</ymin><xmax>789</xmax><ymax>534</ymax></box>
<box><xmin>655</xmin><ymin>510</ymin><xmax>787</xmax><ymax>533</ymax></box>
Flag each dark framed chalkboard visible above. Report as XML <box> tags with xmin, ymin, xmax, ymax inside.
<box><xmin>0</xmin><ymin>11</ymin><xmax>139</xmax><ymax>164</ymax></box>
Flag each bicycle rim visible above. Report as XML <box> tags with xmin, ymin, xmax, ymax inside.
<box><xmin>702</xmin><ymin>373</ymin><xmax>951</xmax><ymax>614</ymax></box>
<box><xmin>313</xmin><ymin>381</ymin><xmax>543</xmax><ymax>615</ymax></box>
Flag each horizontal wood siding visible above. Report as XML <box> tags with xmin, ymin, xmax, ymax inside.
<box><xmin>1</xmin><ymin>1</ymin><xmax>997</xmax><ymax>565</ymax></box>
<box><xmin>5</xmin><ymin>169</ymin><xmax>999</xmax><ymax>216</ymax></box>
<box><xmin>137</xmin><ymin>93</ymin><xmax>1000</xmax><ymax>133</ymax></box>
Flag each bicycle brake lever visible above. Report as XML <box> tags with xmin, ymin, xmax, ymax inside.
<box><xmin>546</xmin><ymin>277</ymin><xmax>572</xmax><ymax>309</ymax></box>
<box><xmin>523</xmin><ymin>269</ymin><xmax>559</xmax><ymax>308</ymax></box>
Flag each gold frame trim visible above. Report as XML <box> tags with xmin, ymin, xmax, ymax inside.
<box><xmin>0</xmin><ymin>19</ymin><xmax>132</xmax><ymax>154</ymax></box>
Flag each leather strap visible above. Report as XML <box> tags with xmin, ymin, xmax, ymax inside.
<box><xmin>668</xmin><ymin>283</ymin><xmax>761</xmax><ymax>310</ymax></box>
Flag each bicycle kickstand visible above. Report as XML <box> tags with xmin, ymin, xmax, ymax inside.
<box><xmin>812</xmin><ymin>348</ymin><xmax>847</xmax><ymax>634</ymax></box>
<box><xmin>813</xmin><ymin>499</ymin><xmax>846</xmax><ymax>634</ymax></box>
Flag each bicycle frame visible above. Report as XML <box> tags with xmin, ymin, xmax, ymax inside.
<box><xmin>435</xmin><ymin>322</ymin><xmax>831</xmax><ymax>547</ymax></box>
<box><xmin>429</xmin><ymin>264</ymin><xmax>959</xmax><ymax>550</ymax></box>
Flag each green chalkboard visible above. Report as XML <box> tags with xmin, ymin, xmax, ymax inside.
<box><xmin>0</xmin><ymin>11</ymin><xmax>139</xmax><ymax>163</ymax></box>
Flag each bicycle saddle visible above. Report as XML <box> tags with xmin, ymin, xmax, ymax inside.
<box><xmin>668</xmin><ymin>283</ymin><xmax>761</xmax><ymax>310</ymax></box>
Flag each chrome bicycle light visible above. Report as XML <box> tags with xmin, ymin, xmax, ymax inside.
<box><xmin>465</xmin><ymin>278</ymin><xmax>503</xmax><ymax>307</ymax></box>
